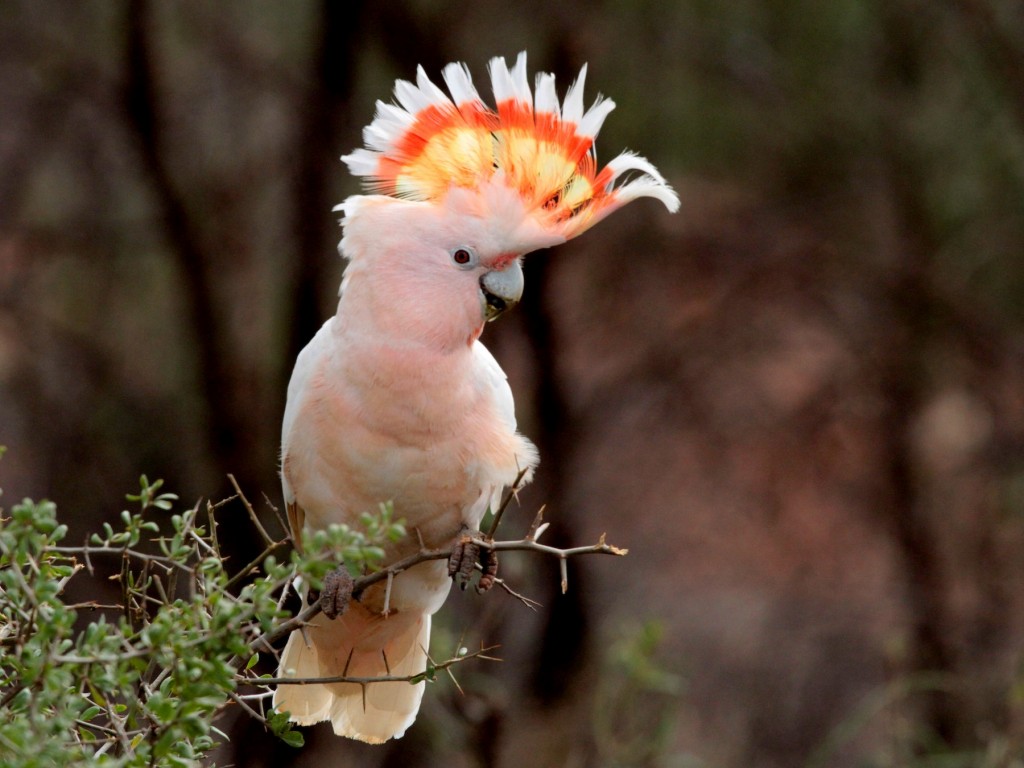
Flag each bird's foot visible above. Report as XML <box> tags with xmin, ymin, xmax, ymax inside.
<box><xmin>447</xmin><ymin>527</ymin><xmax>498</xmax><ymax>594</ymax></box>
<box><xmin>312</xmin><ymin>565</ymin><xmax>354</xmax><ymax>620</ymax></box>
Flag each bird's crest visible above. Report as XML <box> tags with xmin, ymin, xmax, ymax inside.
<box><xmin>343</xmin><ymin>52</ymin><xmax>679</xmax><ymax>241</ymax></box>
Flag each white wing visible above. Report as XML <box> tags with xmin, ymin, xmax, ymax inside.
<box><xmin>471</xmin><ymin>339</ymin><xmax>517</xmax><ymax>433</ymax></box>
<box><xmin>280</xmin><ymin>318</ymin><xmax>335</xmax><ymax>506</ymax></box>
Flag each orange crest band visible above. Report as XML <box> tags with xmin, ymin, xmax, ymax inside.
<box><xmin>343</xmin><ymin>52</ymin><xmax>679</xmax><ymax>240</ymax></box>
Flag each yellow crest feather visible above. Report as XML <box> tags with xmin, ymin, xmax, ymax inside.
<box><xmin>343</xmin><ymin>52</ymin><xmax>678</xmax><ymax>241</ymax></box>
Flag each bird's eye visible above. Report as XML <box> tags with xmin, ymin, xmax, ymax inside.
<box><xmin>450</xmin><ymin>246</ymin><xmax>476</xmax><ymax>268</ymax></box>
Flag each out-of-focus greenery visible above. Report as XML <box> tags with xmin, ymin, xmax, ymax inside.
<box><xmin>0</xmin><ymin>470</ymin><xmax>412</xmax><ymax>766</ymax></box>
<box><xmin>593</xmin><ymin>621</ymin><xmax>688</xmax><ymax>767</ymax></box>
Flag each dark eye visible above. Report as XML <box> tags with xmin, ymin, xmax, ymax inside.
<box><xmin>450</xmin><ymin>246</ymin><xmax>476</xmax><ymax>268</ymax></box>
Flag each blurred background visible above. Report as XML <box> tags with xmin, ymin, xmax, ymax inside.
<box><xmin>3</xmin><ymin>1</ymin><xmax>1024</xmax><ymax>766</ymax></box>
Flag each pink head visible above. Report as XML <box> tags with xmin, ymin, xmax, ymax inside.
<box><xmin>334</xmin><ymin>53</ymin><xmax>678</xmax><ymax>350</ymax></box>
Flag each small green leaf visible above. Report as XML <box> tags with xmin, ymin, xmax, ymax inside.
<box><xmin>279</xmin><ymin>729</ymin><xmax>305</xmax><ymax>748</ymax></box>
<box><xmin>246</xmin><ymin>653</ymin><xmax>259</xmax><ymax>671</ymax></box>
<box><xmin>86</xmin><ymin>681</ymin><xmax>106</xmax><ymax>708</ymax></box>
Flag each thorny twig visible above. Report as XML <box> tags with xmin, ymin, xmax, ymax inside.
<box><xmin>249</xmin><ymin>523</ymin><xmax>625</xmax><ymax>656</ymax></box>
<box><xmin>245</xmin><ymin>644</ymin><xmax>501</xmax><ymax>687</ymax></box>
<box><xmin>228</xmin><ymin>473</ymin><xmax>275</xmax><ymax>547</ymax></box>
<box><xmin>3</xmin><ymin>474</ymin><xmax>627</xmax><ymax>751</ymax></box>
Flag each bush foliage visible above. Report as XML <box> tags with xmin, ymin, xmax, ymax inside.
<box><xmin>0</xmin><ymin>473</ymin><xmax>406</xmax><ymax>766</ymax></box>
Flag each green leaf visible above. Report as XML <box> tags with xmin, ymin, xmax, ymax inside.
<box><xmin>86</xmin><ymin>680</ymin><xmax>107</xmax><ymax>708</ymax></box>
<box><xmin>279</xmin><ymin>729</ymin><xmax>305</xmax><ymax>748</ymax></box>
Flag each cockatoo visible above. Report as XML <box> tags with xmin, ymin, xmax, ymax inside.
<box><xmin>274</xmin><ymin>52</ymin><xmax>678</xmax><ymax>743</ymax></box>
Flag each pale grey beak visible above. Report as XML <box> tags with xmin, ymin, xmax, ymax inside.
<box><xmin>480</xmin><ymin>260</ymin><xmax>524</xmax><ymax>321</ymax></box>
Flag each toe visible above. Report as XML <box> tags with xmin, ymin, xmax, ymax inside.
<box><xmin>319</xmin><ymin>565</ymin><xmax>354</xmax><ymax>620</ymax></box>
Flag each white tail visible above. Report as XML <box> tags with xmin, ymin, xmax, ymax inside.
<box><xmin>273</xmin><ymin>600</ymin><xmax>430</xmax><ymax>743</ymax></box>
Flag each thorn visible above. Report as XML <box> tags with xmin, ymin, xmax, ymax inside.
<box><xmin>560</xmin><ymin>557</ymin><xmax>568</xmax><ymax>594</ymax></box>
<box><xmin>360</xmin><ymin>682</ymin><xmax>367</xmax><ymax>712</ymax></box>
<box><xmin>342</xmin><ymin>647</ymin><xmax>355</xmax><ymax>677</ymax></box>
<box><xmin>486</xmin><ymin>466</ymin><xmax>530</xmax><ymax>538</ymax></box>
<box><xmin>525</xmin><ymin>505</ymin><xmax>546</xmax><ymax>540</ymax></box>
<box><xmin>382</xmin><ymin>649</ymin><xmax>391</xmax><ymax>675</ymax></box>
<box><xmin>445</xmin><ymin>664</ymin><xmax>465</xmax><ymax>696</ymax></box>
<box><xmin>382</xmin><ymin>571</ymin><xmax>394</xmax><ymax>617</ymax></box>
<box><xmin>83</xmin><ymin>541</ymin><xmax>94</xmax><ymax>576</ymax></box>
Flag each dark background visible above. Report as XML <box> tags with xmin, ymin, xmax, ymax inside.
<box><xmin>3</xmin><ymin>1</ymin><xmax>1024</xmax><ymax>766</ymax></box>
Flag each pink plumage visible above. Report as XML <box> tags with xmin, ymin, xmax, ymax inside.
<box><xmin>274</xmin><ymin>52</ymin><xmax>676</xmax><ymax>742</ymax></box>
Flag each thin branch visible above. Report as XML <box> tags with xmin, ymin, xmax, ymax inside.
<box><xmin>476</xmin><ymin>533</ymin><xmax>628</xmax><ymax>559</ymax></box>
<box><xmin>248</xmin><ymin>645</ymin><xmax>501</xmax><ymax>686</ymax></box>
<box><xmin>226</xmin><ymin>689</ymin><xmax>269</xmax><ymax>727</ymax></box>
<box><xmin>222</xmin><ymin>538</ymin><xmax>290</xmax><ymax>595</ymax></box>
<box><xmin>53</xmin><ymin>545</ymin><xmax>194</xmax><ymax>571</ymax></box>
<box><xmin>485</xmin><ymin>466</ymin><xmax>530</xmax><ymax>539</ymax></box>
<box><xmin>207</xmin><ymin>499</ymin><xmax>222</xmax><ymax>560</ymax></box>
<box><xmin>491</xmin><ymin>574</ymin><xmax>542</xmax><ymax>611</ymax></box>
<box><xmin>263</xmin><ymin>494</ymin><xmax>291</xmax><ymax>542</ymax></box>
<box><xmin>247</xmin><ymin>528</ymin><xmax>625</xmax><ymax>656</ymax></box>
<box><xmin>228</xmin><ymin>474</ymin><xmax>274</xmax><ymax>547</ymax></box>
<box><xmin>104</xmin><ymin>699</ymin><xmax>133</xmax><ymax>754</ymax></box>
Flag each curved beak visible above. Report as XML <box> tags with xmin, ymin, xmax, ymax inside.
<box><xmin>480</xmin><ymin>260</ymin><xmax>524</xmax><ymax>322</ymax></box>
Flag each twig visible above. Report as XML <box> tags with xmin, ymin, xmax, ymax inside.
<box><xmin>104</xmin><ymin>699</ymin><xmax>133</xmax><ymax>754</ymax></box>
<box><xmin>228</xmin><ymin>474</ymin><xmax>275</xmax><ymax>547</ymax></box>
<box><xmin>227</xmin><ymin>689</ymin><xmax>269</xmax><ymax>726</ymax></box>
<box><xmin>207</xmin><ymin>499</ymin><xmax>222</xmax><ymax>560</ymax></box>
<box><xmin>525</xmin><ymin>505</ymin><xmax>547</xmax><ymax>540</ymax></box>
<box><xmin>381</xmin><ymin>570</ymin><xmax>394</xmax><ymax>617</ymax></box>
<box><xmin>485</xmin><ymin>466</ymin><xmax>530</xmax><ymax>539</ymax></box>
<box><xmin>476</xmin><ymin>531</ymin><xmax>626</xmax><ymax>594</ymax></box>
<box><xmin>222</xmin><ymin>538</ymin><xmax>290</xmax><ymax>595</ymax></box>
<box><xmin>247</xmin><ymin>526</ymin><xmax>624</xmax><ymax>659</ymax></box>
<box><xmin>249</xmin><ymin>644</ymin><xmax>501</xmax><ymax>686</ymax></box>
<box><xmin>246</xmin><ymin>545</ymin><xmax>450</xmax><ymax>655</ymax></box>
<box><xmin>263</xmin><ymin>494</ymin><xmax>291</xmax><ymax>541</ymax></box>
<box><xmin>482</xmin><ymin>569</ymin><xmax>542</xmax><ymax>611</ymax></box>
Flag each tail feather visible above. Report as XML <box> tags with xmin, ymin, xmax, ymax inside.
<box><xmin>273</xmin><ymin>600</ymin><xmax>430</xmax><ymax>743</ymax></box>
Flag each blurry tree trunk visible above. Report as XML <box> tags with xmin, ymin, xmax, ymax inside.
<box><xmin>877</xmin><ymin>263</ymin><xmax>959</xmax><ymax>746</ymax></box>
<box><xmin>122</xmin><ymin>0</ymin><xmax>257</xmax><ymax>491</ymax></box>
<box><xmin>518</xmin><ymin>252</ymin><xmax>592</xmax><ymax>705</ymax></box>
<box><xmin>284</xmin><ymin>0</ymin><xmax>364</xmax><ymax>375</ymax></box>
<box><xmin>235</xmin><ymin>3</ymin><xmax>363</xmax><ymax>764</ymax></box>
<box><xmin>875</xmin><ymin>5</ymin><xmax>959</xmax><ymax>737</ymax></box>
<box><xmin>520</xmin><ymin>38</ymin><xmax>594</xmax><ymax>711</ymax></box>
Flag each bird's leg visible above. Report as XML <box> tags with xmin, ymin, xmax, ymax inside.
<box><xmin>314</xmin><ymin>565</ymin><xmax>355</xmax><ymax>620</ymax></box>
<box><xmin>477</xmin><ymin>547</ymin><xmax>498</xmax><ymax>594</ymax></box>
<box><xmin>447</xmin><ymin>526</ymin><xmax>498</xmax><ymax>593</ymax></box>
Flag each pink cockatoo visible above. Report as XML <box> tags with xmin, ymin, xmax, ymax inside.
<box><xmin>273</xmin><ymin>52</ymin><xmax>678</xmax><ymax>743</ymax></box>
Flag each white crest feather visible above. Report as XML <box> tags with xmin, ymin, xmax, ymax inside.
<box><xmin>342</xmin><ymin>51</ymin><xmax>679</xmax><ymax>240</ymax></box>
<box><xmin>562</xmin><ymin>64</ymin><xmax>587</xmax><ymax>125</ymax></box>
<box><xmin>534</xmin><ymin>72</ymin><xmax>560</xmax><ymax>116</ymax></box>
<box><xmin>487</xmin><ymin>55</ymin><xmax>516</xmax><ymax>105</ymax></box>
<box><xmin>578</xmin><ymin>96</ymin><xmax>616</xmax><ymax>139</ymax></box>
<box><xmin>442</xmin><ymin>62</ymin><xmax>480</xmax><ymax>106</ymax></box>
<box><xmin>604</xmin><ymin>152</ymin><xmax>681</xmax><ymax>211</ymax></box>
<box><xmin>509</xmin><ymin>51</ymin><xmax>531</xmax><ymax>104</ymax></box>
